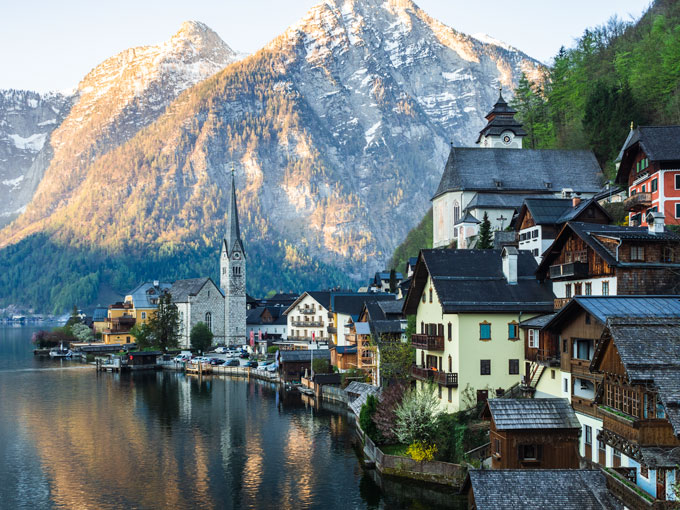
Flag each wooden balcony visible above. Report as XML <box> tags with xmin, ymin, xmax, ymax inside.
<box><xmin>600</xmin><ymin>406</ymin><xmax>680</xmax><ymax>447</ymax></box>
<box><xmin>410</xmin><ymin>365</ymin><xmax>458</xmax><ymax>387</ymax></box>
<box><xmin>549</xmin><ymin>261</ymin><xmax>589</xmax><ymax>280</ymax></box>
<box><xmin>554</xmin><ymin>297</ymin><xmax>571</xmax><ymax>310</ymax></box>
<box><xmin>411</xmin><ymin>334</ymin><xmax>445</xmax><ymax>351</ymax></box>
<box><xmin>291</xmin><ymin>320</ymin><xmax>323</xmax><ymax>327</ymax></box>
<box><xmin>571</xmin><ymin>396</ymin><xmax>600</xmax><ymax>418</ymax></box>
<box><xmin>527</xmin><ymin>347</ymin><xmax>560</xmax><ymax>366</ymax></box>
<box><xmin>623</xmin><ymin>192</ymin><xmax>652</xmax><ymax>212</ymax></box>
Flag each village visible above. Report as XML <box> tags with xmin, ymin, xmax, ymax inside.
<box><xmin>34</xmin><ymin>93</ymin><xmax>680</xmax><ymax>509</ymax></box>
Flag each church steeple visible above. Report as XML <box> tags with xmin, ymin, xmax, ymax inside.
<box><xmin>224</xmin><ymin>166</ymin><xmax>245</xmax><ymax>258</ymax></box>
<box><xmin>476</xmin><ymin>87</ymin><xmax>527</xmax><ymax>148</ymax></box>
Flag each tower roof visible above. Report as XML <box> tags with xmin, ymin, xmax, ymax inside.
<box><xmin>224</xmin><ymin>169</ymin><xmax>244</xmax><ymax>256</ymax></box>
<box><xmin>476</xmin><ymin>89</ymin><xmax>527</xmax><ymax>143</ymax></box>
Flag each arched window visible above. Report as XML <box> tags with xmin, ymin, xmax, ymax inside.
<box><xmin>453</xmin><ymin>200</ymin><xmax>460</xmax><ymax>224</ymax></box>
<box><xmin>205</xmin><ymin>312</ymin><xmax>212</xmax><ymax>332</ymax></box>
<box><xmin>420</xmin><ymin>321</ymin><xmax>424</xmax><ymax>334</ymax></box>
<box><xmin>448</xmin><ymin>355</ymin><xmax>452</xmax><ymax>372</ymax></box>
<box><xmin>447</xmin><ymin>322</ymin><xmax>452</xmax><ymax>341</ymax></box>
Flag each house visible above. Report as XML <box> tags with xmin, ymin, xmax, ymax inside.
<box><xmin>590</xmin><ymin>317</ymin><xmax>680</xmax><ymax>503</ymax></box>
<box><xmin>406</xmin><ymin>257</ymin><xmax>418</xmax><ymax>278</ymax></box>
<box><xmin>283</xmin><ymin>291</ymin><xmax>332</xmax><ymax>347</ymax></box>
<box><xmin>614</xmin><ymin>125</ymin><xmax>680</xmax><ymax>227</ymax></box>
<box><xmin>92</xmin><ymin>307</ymin><xmax>108</xmax><ymax>334</ymax></box>
<box><xmin>536</xmin><ymin>217</ymin><xmax>680</xmax><ymax>310</ymax></box>
<box><xmin>432</xmin><ymin>92</ymin><xmax>603</xmax><ymax>249</ymax></box>
<box><xmin>328</xmin><ymin>293</ymin><xmax>396</xmax><ymax>348</ymax></box>
<box><xmin>515</xmin><ymin>197</ymin><xmax>611</xmax><ymax>261</ymax></box>
<box><xmin>101</xmin><ymin>281</ymin><xmax>172</xmax><ymax>344</ymax></box>
<box><xmin>526</xmin><ymin>296</ymin><xmax>680</xmax><ymax>467</ymax></box>
<box><xmin>463</xmin><ymin>469</ymin><xmax>622</xmax><ymax>510</ymax></box>
<box><xmin>368</xmin><ymin>271</ymin><xmax>403</xmax><ymax>293</ymax></box>
<box><xmin>403</xmin><ymin>248</ymin><xmax>554</xmax><ymax>412</ymax></box>
<box><xmin>278</xmin><ymin>349</ymin><xmax>331</xmax><ymax>382</ymax></box>
<box><xmin>170</xmin><ymin>277</ymin><xmax>225</xmax><ymax>348</ymax></box>
<box><xmin>482</xmin><ymin>398</ymin><xmax>581</xmax><ymax>469</ymax></box>
<box><xmin>246</xmin><ymin>305</ymin><xmax>287</xmax><ymax>346</ymax></box>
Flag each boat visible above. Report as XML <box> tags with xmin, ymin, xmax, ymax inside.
<box><xmin>49</xmin><ymin>343</ymin><xmax>73</xmax><ymax>358</ymax></box>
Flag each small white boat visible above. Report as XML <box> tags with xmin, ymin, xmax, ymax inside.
<box><xmin>49</xmin><ymin>343</ymin><xmax>73</xmax><ymax>358</ymax></box>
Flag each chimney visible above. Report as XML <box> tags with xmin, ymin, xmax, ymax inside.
<box><xmin>153</xmin><ymin>280</ymin><xmax>159</xmax><ymax>287</ymax></box>
<box><xmin>502</xmin><ymin>247</ymin><xmax>518</xmax><ymax>285</ymax></box>
<box><xmin>572</xmin><ymin>196</ymin><xmax>581</xmax><ymax>208</ymax></box>
<box><xmin>647</xmin><ymin>212</ymin><xmax>665</xmax><ymax>234</ymax></box>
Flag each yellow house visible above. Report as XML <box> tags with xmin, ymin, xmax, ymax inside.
<box><xmin>101</xmin><ymin>281</ymin><xmax>172</xmax><ymax>344</ymax></box>
<box><xmin>92</xmin><ymin>307</ymin><xmax>109</xmax><ymax>334</ymax></box>
<box><xmin>403</xmin><ymin>247</ymin><xmax>554</xmax><ymax>413</ymax></box>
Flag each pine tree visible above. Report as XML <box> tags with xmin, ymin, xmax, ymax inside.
<box><xmin>477</xmin><ymin>212</ymin><xmax>493</xmax><ymax>249</ymax></box>
<box><xmin>389</xmin><ymin>268</ymin><xmax>397</xmax><ymax>293</ymax></box>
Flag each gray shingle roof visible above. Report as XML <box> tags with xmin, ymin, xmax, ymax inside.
<box><xmin>376</xmin><ymin>299</ymin><xmax>404</xmax><ymax>318</ymax></box>
<box><xmin>519</xmin><ymin>313</ymin><xmax>556</xmax><ymax>328</ymax></box>
<box><xmin>466</xmin><ymin>469</ymin><xmax>622</xmax><ymax>510</ymax></box>
<box><xmin>433</xmin><ymin>147</ymin><xmax>603</xmax><ymax>199</ymax></box>
<box><xmin>619</xmin><ymin>126</ymin><xmax>680</xmax><ymax>163</ymax></box>
<box><xmin>465</xmin><ymin>192</ymin><xmax>550</xmax><ymax>211</ymax></box>
<box><xmin>454</xmin><ymin>211</ymin><xmax>481</xmax><ymax>225</ymax></box>
<box><xmin>279</xmin><ymin>349</ymin><xmax>330</xmax><ymax>363</ymax></box>
<box><xmin>169</xmin><ymin>277</ymin><xmax>222</xmax><ymax>303</ymax></box>
<box><xmin>521</xmin><ymin>197</ymin><xmax>573</xmax><ymax>224</ymax></box>
<box><xmin>369</xmin><ymin>319</ymin><xmax>406</xmax><ymax>337</ymax></box>
<box><xmin>345</xmin><ymin>381</ymin><xmax>381</xmax><ymax>417</ymax></box>
<box><xmin>404</xmin><ymin>249</ymin><xmax>554</xmax><ymax>314</ymax></box>
<box><xmin>127</xmin><ymin>281</ymin><xmax>173</xmax><ymax>309</ymax></box>
<box><xmin>485</xmin><ymin>398</ymin><xmax>580</xmax><ymax>430</ymax></box>
<box><xmin>331</xmin><ymin>293</ymin><xmax>396</xmax><ymax>316</ymax></box>
<box><xmin>93</xmin><ymin>307</ymin><xmax>108</xmax><ymax>321</ymax></box>
<box><xmin>602</xmin><ymin>317</ymin><xmax>680</xmax><ymax>435</ymax></box>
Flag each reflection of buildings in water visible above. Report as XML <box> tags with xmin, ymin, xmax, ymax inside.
<box><xmin>15</xmin><ymin>372</ymin><xmax>214</xmax><ymax>509</ymax></box>
<box><xmin>178</xmin><ymin>374</ymin><xmax>193</xmax><ymax>421</ymax></box>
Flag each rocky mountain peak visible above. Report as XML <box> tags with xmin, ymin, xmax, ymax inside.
<box><xmin>166</xmin><ymin>20</ymin><xmax>237</xmax><ymax>65</ymax></box>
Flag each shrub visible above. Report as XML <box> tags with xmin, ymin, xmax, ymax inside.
<box><xmin>267</xmin><ymin>345</ymin><xmax>278</xmax><ymax>354</ymax></box>
<box><xmin>359</xmin><ymin>394</ymin><xmax>381</xmax><ymax>443</ymax></box>
<box><xmin>373</xmin><ymin>382</ymin><xmax>405</xmax><ymax>444</ymax></box>
<box><xmin>406</xmin><ymin>441</ymin><xmax>437</xmax><ymax>462</ymax></box>
<box><xmin>394</xmin><ymin>383</ymin><xmax>442</xmax><ymax>445</ymax></box>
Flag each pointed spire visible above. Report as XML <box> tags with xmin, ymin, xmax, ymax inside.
<box><xmin>225</xmin><ymin>163</ymin><xmax>243</xmax><ymax>256</ymax></box>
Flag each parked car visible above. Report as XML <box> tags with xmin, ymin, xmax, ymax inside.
<box><xmin>172</xmin><ymin>354</ymin><xmax>191</xmax><ymax>363</ymax></box>
<box><xmin>258</xmin><ymin>361</ymin><xmax>272</xmax><ymax>370</ymax></box>
<box><xmin>266</xmin><ymin>363</ymin><xmax>277</xmax><ymax>372</ymax></box>
<box><xmin>239</xmin><ymin>351</ymin><xmax>250</xmax><ymax>359</ymax></box>
<box><xmin>209</xmin><ymin>357</ymin><xmax>225</xmax><ymax>366</ymax></box>
<box><xmin>225</xmin><ymin>359</ymin><xmax>240</xmax><ymax>367</ymax></box>
<box><xmin>245</xmin><ymin>360</ymin><xmax>258</xmax><ymax>368</ymax></box>
<box><xmin>190</xmin><ymin>356</ymin><xmax>211</xmax><ymax>365</ymax></box>
<box><xmin>213</xmin><ymin>347</ymin><xmax>227</xmax><ymax>354</ymax></box>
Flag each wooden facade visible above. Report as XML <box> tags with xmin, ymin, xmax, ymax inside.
<box><xmin>488</xmin><ymin>426</ymin><xmax>580</xmax><ymax>470</ymax></box>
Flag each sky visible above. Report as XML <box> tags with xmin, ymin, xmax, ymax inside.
<box><xmin>1</xmin><ymin>0</ymin><xmax>652</xmax><ymax>92</ymax></box>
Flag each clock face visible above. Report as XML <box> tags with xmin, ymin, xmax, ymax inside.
<box><xmin>233</xmin><ymin>252</ymin><xmax>241</xmax><ymax>260</ymax></box>
<box><xmin>502</xmin><ymin>134</ymin><xmax>512</xmax><ymax>145</ymax></box>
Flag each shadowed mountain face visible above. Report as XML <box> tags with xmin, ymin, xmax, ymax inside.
<box><xmin>0</xmin><ymin>0</ymin><xmax>543</xmax><ymax>311</ymax></box>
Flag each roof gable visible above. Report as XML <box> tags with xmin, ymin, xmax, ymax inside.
<box><xmin>484</xmin><ymin>398</ymin><xmax>581</xmax><ymax>430</ymax></box>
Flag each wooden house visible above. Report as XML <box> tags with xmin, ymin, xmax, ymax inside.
<box><xmin>278</xmin><ymin>349</ymin><xmax>330</xmax><ymax>382</ymax></box>
<box><xmin>536</xmin><ymin>219</ymin><xmax>680</xmax><ymax>310</ymax></box>
<box><xmin>482</xmin><ymin>398</ymin><xmax>580</xmax><ymax>469</ymax></box>
<box><xmin>614</xmin><ymin>125</ymin><xmax>680</xmax><ymax>227</ymax></box>
<box><xmin>463</xmin><ymin>469</ymin><xmax>622</xmax><ymax>510</ymax></box>
<box><xmin>591</xmin><ymin>317</ymin><xmax>680</xmax><ymax>503</ymax></box>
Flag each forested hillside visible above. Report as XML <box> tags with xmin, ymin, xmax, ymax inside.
<box><xmin>390</xmin><ymin>0</ymin><xmax>680</xmax><ymax>266</ymax></box>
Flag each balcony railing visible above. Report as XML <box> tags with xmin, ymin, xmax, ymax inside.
<box><xmin>571</xmin><ymin>396</ymin><xmax>599</xmax><ymax>418</ymax></box>
<box><xmin>411</xmin><ymin>334</ymin><xmax>445</xmax><ymax>351</ymax></box>
<box><xmin>527</xmin><ymin>348</ymin><xmax>560</xmax><ymax>366</ymax></box>
<box><xmin>291</xmin><ymin>320</ymin><xmax>323</xmax><ymax>327</ymax></box>
<box><xmin>549</xmin><ymin>261</ymin><xmax>589</xmax><ymax>280</ymax></box>
<box><xmin>554</xmin><ymin>297</ymin><xmax>571</xmax><ymax>310</ymax></box>
<box><xmin>327</xmin><ymin>325</ymin><xmax>337</xmax><ymax>334</ymax></box>
<box><xmin>298</xmin><ymin>308</ymin><xmax>317</xmax><ymax>315</ymax></box>
<box><xmin>623</xmin><ymin>192</ymin><xmax>652</xmax><ymax>211</ymax></box>
<box><xmin>410</xmin><ymin>365</ymin><xmax>458</xmax><ymax>387</ymax></box>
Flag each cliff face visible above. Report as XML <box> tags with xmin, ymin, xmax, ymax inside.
<box><xmin>0</xmin><ymin>0</ymin><xmax>544</xmax><ymax>310</ymax></box>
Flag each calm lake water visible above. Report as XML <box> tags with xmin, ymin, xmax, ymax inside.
<box><xmin>0</xmin><ymin>326</ymin><xmax>463</xmax><ymax>509</ymax></box>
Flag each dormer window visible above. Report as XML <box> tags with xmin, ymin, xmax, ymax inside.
<box><xmin>494</xmin><ymin>180</ymin><xmax>503</xmax><ymax>188</ymax></box>
<box><xmin>544</xmin><ymin>182</ymin><xmax>552</xmax><ymax>189</ymax></box>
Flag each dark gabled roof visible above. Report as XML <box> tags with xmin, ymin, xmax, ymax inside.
<box><xmin>537</xmin><ymin>221</ymin><xmax>680</xmax><ymax>276</ymax></box>
<box><xmin>377</xmin><ymin>299</ymin><xmax>404</xmax><ymax>318</ymax></box>
<box><xmin>465</xmin><ymin>192</ymin><xmax>551</xmax><ymax>211</ymax></box>
<box><xmin>519</xmin><ymin>313</ymin><xmax>556</xmax><ymax>329</ymax></box>
<box><xmin>484</xmin><ymin>398</ymin><xmax>580</xmax><ymax>430</ymax></box>
<box><xmin>93</xmin><ymin>307</ymin><xmax>108</xmax><ymax>321</ymax></box>
<box><xmin>640</xmin><ymin>446</ymin><xmax>680</xmax><ymax>469</ymax></box>
<box><xmin>454</xmin><ymin>211</ymin><xmax>481</xmax><ymax>225</ymax></box>
<box><xmin>246</xmin><ymin>306</ymin><xmax>287</xmax><ymax>326</ymax></box>
<box><xmin>284</xmin><ymin>291</ymin><xmax>331</xmax><ymax>315</ymax></box>
<box><xmin>433</xmin><ymin>148</ymin><xmax>603</xmax><ymax>199</ymax></box>
<box><xmin>169</xmin><ymin>277</ymin><xmax>222</xmax><ymax>303</ymax></box>
<box><xmin>403</xmin><ymin>249</ymin><xmax>554</xmax><ymax>315</ymax></box>
<box><xmin>544</xmin><ymin>296</ymin><xmax>680</xmax><ymax>332</ymax></box>
<box><xmin>618</xmin><ymin>126</ymin><xmax>680</xmax><ymax>163</ymax></box>
<box><xmin>127</xmin><ymin>281</ymin><xmax>173</xmax><ymax>308</ymax></box>
<box><xmin>369</xmin><ymin>319</ymin><xmax>406</xmax><ymax>338</ymax></box>
<box><xmin>279</xmin><ymin>349</ymin><xmax>330</xmax><ymax>362</ymax></box>
<box><xmin>593</xmin><ymin>317</ymin><xmax>680</xmax><ymax>435</ymax></box>
<box><xmin>556</xmin><ymin>198</ymin><xmax>612</xmax><ymax>224</ymax></box>
<box><xmin>407</xmin><ymin>257</ymin><xmax>418</xmax><ymax>268</ymax></box>
<box><xmin>331</xmin><ymin>293</ymin><xmax>396</xmax><ymax>316</ymax></box>
<box><xmin>374</xmin><ymin>271</ymin><xmax>403</xmax><ymax>282</ymax></box>
<box><xmin>464</xmin><ymin>470</ymin><xmax>622</xmax><ymax>510</ymax></box>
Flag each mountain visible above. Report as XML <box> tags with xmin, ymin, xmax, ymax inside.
<box><xmin>0</xmin><ymin>0</ymin><xmax>543</xmax><ymax>313</ymax></box>
<box><xmin>0</xmin><ymin>21</ymin><xmax>239</xmax><ymax>230</ymax></box>
<box><xmin>0</xmin><ymin>90</ymin><xmax>71</xmax><ymax>226</ymax></box>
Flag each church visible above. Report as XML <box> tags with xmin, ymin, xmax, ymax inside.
<box><xmin>432</xmin><ymin>91</ymin><xmax>605</xmax><ymax>249</ymax></box>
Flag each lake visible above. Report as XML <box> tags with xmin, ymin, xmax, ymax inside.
<box><xmin>0</xmin><ymin>326</ymin><xmax>463</xmax><ymax>509</ymax></box>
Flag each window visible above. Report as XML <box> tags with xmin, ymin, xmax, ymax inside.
<box><xmin>126</xmin><ymin>336</ymin><xmax>131</xmax><ymax>343</ymax></box>
<box><xmin>222</xmin><ymin>267</ymin><xmax>226</xmax><ymax>274</ymax></box>
<box><xmin>663</xmin><ymin>247</ymin><xmax>674</xmax><ymax>263</ymax></box>
<box><xmin>565</xmin><ymin>284</ymin><xmax>572</xmax><ymax>298</ymax></box>
<box><xmin>584</xmin><ymin>425</ymin><xmax>592</xmax><ymax>445</ymax></box>
<box><xmin>551</xmin><ymin>369</ymin><xmax>556</xmax><ymax>379</ymax></box>
<box><xmin>448</xmin><ymin>387</ymin><xmax>452</xmax><ymax>402</ymax></box>
<box><xmin>676</xmin><ymin>174</ymin><xmax>680</xmax><ymax>190</ymax></box>
<box><xmin>528</xmin><ymin>329</ymin><xmax>539</xmax><ymax>349</ymax></box>
<box><xmin>480</xmin><ymin>322</ymin><xmax>491</xmax><ymax>340</ymax></box>
<box><xmin>429</xmin><ymin>288</ymin><xmax>433</xmax><ymax>303</ymax></box>
<box><xmin>453</xmin><ymin>201</ymin><xmax>460</xmax><ymax>224</ymax></box>
<box><xmin>448</xmin><ymin>355</ymin><xmax>452</xmax><ymax>372</ymax></box>
<box><xmin>652</xmin><ymin>178</ymin><xmax>658</xmax><ymax>192</ymax></box>
<box><xmin>521</xmin><ymin>445</ymin><xmax>538</xmax><ymax>460</ymax></box>
<box><xmin>602</xmin><ymin>281</ymin><xmax>609</xmax><ymax>296</ymax></box>
<box><xmin>585</xmin><ymin>313</ymin><xmax>591</xmax><ymax>325</ymax></box>
<box><xmin>562</xmin><ymin>338</ymin><xmax>568</xmax><ymax>353</ymax></box>
<box><xmin>508</xmin><ymin>322</ymin><xmax>519</xmax><ymax>340</ymax></box>
<box><xmin>494</xmin><ymin>438</ymin><xmax>501</xmax><ymax>457</ymax></box>
<box><xmin>564</xmin><ymin>378</ymin><xmax>569</xmax><ymax>393</ymax></box>
<box><xmin>532</xmin><ymin>248</ymin><xmax>539</xmax><ymax>256</ymax></box>
<box><xmin>574</xmin><ymin>283</ymin><xmax>582</xmax><ymax>296</ymax></box>
<box><xmin>532</xmin><ymin>229</ymin><xmax>539</xmax><ymax>239</ymax></box>
<box><xmin>422</xmin><ymin>291</ymin><xmax>425</xmax><ymax>304</ymax></box>
<box><xmin>630</xmin><ymin>246</ymin><xmax>645</xmax><ymax>261</ymax></box>
<box><xmin>641</xmin><ymin>185</ymin><xmax>646</xmax><ymax>193</ymax></box>
<box><xmin>640</xmin><ymin>464</ymin><xmax>649</xmax><ymax>479</ymax></box>
<box><xmin>447</xmin><ymin>322</ymin><xmax>452</xmax><ymax>341</ymax></box>
<box><xmin>509</xmin><ymin>359</ymin><xmax>519</xmax><ymax>375</ymax></box>
<box><xmin>205</xmin><ymin>312</ymin><xmax>212</xmax><ymax>332</ymax></box>
<box><xmin>575</xmin><ymin>339</ymin><xmax>592</xmax><ymax>360</ymax></box>
<box><xmin>480</xmin><ymin>360</ymin><xmax>491</xmax><ymax>375</ymax></box>
<box><xmin>585</xmin><ymin>283</ymin><xmax>592</xmax><ymax>296</ymax></box>
<box><xmin>141</xmin><ymin>311</ymin><xmax>146</xmax><ymax>320</ymax></box>
<box><xmin>657</xmin><ymin>402</ymin><xmax>666</xmax><ymax>419</ymax></box>
<box><xmin>232</xmin><ymin>266</ymin><xmax>241</xmax><ymax>276</ymax></box>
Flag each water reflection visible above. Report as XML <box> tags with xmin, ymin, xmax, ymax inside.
<box><xmin>0</xmin><ymin>327</ymin><xmax>462</xmax><ymax>509</ymax></box>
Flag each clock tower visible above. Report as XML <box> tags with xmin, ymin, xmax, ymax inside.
<box><xmin>220</xmin><ymin>167</ymin><xmax>246</xmax><ymax>346</ymax></box>
<box><xmin>476</xmin><ymin>88</ymin><xmax>526</xmax><ymax>149</ymax></box>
